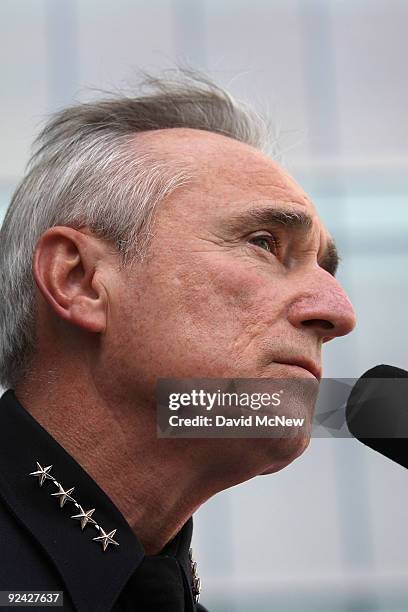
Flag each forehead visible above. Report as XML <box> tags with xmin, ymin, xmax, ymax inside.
<box><xmin>136</xmin><ymin>128</ymin><xmax>324</xmax><ymax>232</ymax></box>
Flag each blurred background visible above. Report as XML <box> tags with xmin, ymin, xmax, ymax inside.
<box><xmin>1</xmin><ymin>1</ymin><xmax>408</xmax><ymax>610</ymax></box>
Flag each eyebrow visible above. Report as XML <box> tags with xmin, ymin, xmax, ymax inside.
<box><xmin>227</xmin><ymin>206</ymin><xmax>340</xmax><ymax>276</ymax></box>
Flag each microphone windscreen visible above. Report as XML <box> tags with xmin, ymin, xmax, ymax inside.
<box><xmin>346</xmin><ymin>364</ymin><xmax>408</xmax><ymax>469</ymax></box>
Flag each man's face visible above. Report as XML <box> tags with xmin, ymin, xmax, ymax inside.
<box><xmin>101</xmin><ymin>128</ymin><xmax>356</xmax><ymax>472</ymax></box>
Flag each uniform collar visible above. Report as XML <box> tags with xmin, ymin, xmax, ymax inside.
<box><xmin>0</xmin><ymin>389</ymin><xmax>196</xmax><ymax>611</ymax></box>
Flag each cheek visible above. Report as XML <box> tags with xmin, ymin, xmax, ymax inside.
<box><xmin>165</xmin><ymin>258</ymin><xmax>286</xmax><ymax>367</ymax></box>
<box><xmin>176</xmin><ymin>259</ymin><xmax>272</xmax><ymax>324</ymax></box>
<box><xmin>107</xmin><ymin>258</ymin><xmax>285</xmax><ymax>384</ymax></box>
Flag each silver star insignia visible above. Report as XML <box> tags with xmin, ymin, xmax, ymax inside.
<box><xmin>70</xmin><ymin>506</ymin><xmax>96</xmax><ymax>530</ymax></box>
<box><xmin>93</xmin><ymin>528</ymin><xmax>119</xmax><ymax>551</ymax></box>
<box><xmin>29</xmin><ymin>462</ymin><xmax>54</xmax><ymax>487</ymax></box>
<box><xmin>50</xmin><ymin>483</ymin><xmax>75</xmax><ymax>507</ymax></box>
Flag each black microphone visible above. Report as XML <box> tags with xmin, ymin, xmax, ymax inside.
<box><xmin>346</xmin><ymin>364</ymin><xmax>408</xmax><ymax>469</ymax></box>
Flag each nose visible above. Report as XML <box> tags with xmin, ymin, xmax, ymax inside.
<box><xmin>287</xmin><ymin>271</ymin><xmax>357</xmax><ymax>343</ymax></box>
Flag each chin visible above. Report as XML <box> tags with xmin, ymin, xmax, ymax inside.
<box><xmin>259</xmin><ymin>435</ymin><xmax>311</xmax><ymax>475</ymax></box>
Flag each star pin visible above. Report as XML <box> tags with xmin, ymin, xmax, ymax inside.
<box><xmin>29</xmin><ymin>462</ymin><xmax>54</xmax><ymax>487</ymax></box>
<box><xmin>70</xmin><ymin>506</ymin><xmax>97</xmax><ymax>530</ymax></box>
<box><xmin>51</xmin><ymin>483</ymin><xmax>76</xmax><ymax>508</ymax></box>
<box><xmin>93</xmin><ymin>528</ymin><xmax>119</xmax><ymax>552</ymax></box>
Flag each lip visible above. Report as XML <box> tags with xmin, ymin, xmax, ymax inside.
<box><xmin>274</xmin><ymin>358</ymin><xmax>322</xmax><ymax>381</ymax></box>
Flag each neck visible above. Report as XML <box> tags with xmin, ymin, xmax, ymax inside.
<box><xmin>15</xmin><ymin>365</ymin><xmax>221</xmax><ymax>554</ymax></box>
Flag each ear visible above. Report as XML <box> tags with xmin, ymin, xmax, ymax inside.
<box><xmin>32</xmin><ymin>226</ymin><xmax>109</xmax><ymax>333</ymax></box>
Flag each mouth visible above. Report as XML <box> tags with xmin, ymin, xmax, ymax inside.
<box><xmin>274</xmin><ymin>358</ymin><xmax>322</xmax><ymax>381</ymax></box>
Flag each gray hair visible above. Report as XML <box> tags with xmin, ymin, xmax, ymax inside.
<box><xmin>0</xmin><ymin>71</ymin><xmax>270</xmax><ymax>388</ymax></box>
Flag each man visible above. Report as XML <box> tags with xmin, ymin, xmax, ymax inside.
<box><xmin>0</xmin><ymin>72</ymin><xmax>356</xmax><ymax>611</ymax></box>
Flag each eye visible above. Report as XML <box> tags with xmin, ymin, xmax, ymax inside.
<box><xmin>248</xmin><ymin>233</ymin><xmax>280</xmax><ymax>256</ymax></box>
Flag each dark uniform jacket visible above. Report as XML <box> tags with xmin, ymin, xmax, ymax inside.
<box><xmin>0</xmin><ymin>390</ymin><xmax>208</xmax><ymax>612</ymax></box>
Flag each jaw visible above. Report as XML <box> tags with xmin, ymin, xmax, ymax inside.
<box><xmin>258</xmin><ymin>435</ymin><xmax>311</xmax><ymax>475</ymax></box>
